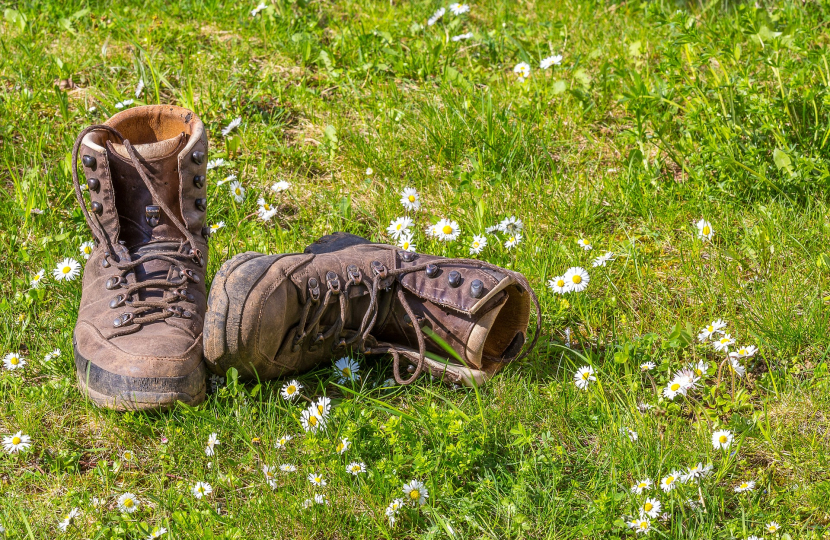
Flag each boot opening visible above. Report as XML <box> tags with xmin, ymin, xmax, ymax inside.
<box><xmin>466</xmin><ymin>283</ymin><xmax>530</xmax><ymax>366</ymax></box>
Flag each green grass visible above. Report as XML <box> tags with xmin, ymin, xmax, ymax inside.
<box><xmin>2</xmin><ymin>0</ymin><xmax>830</xmax><ymax>537</ymax></box>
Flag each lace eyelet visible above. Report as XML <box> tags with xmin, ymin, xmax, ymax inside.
<box><xmin>326</xmin><ymin>271</ymin><xmax>341</xmax><ymax>294</ymax></box>
<box><xmin>109</xmin><ymin>295</ymin><xmax>126</xmax><ymax>309</ymax></box>
<box><xmin>105</xmin><ymin>276</ymin><xmax>124</xmax><ymax>290</ymax></box>
<box><xmin>308</xmin><ymin>277</ymin><xmax>320</xmax><ymax>301</ymax></box>
<box><xmin>113</xmin><ymin>313</ymin><xmax>134</xmax><ymax>328</ymax></box>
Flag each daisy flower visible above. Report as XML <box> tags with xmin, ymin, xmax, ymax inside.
<box><xmin>540</xmin><ymin>54</ymin><xmax>563</xmax><ymax>69</ymax></box>
<box><xmin>217</xmin><ymin>174</ymin><xmax>236</xmax><ymax>186</ymax></box>
<box><xmin>147</xmin><ymin>527</ymin><xmax>168</xmax><ymax>539</ymax></box>
<box><xmin>209</xmin><ymin>222</ymin><xmax>225</xmax><ymax>235</ymax></box>
<box><xmin>280</xmin><ymin>463</ymin><xmax>297</xmax><ymax>472</ymax></box>
<box><xmin>313</xmin><ymin>396</ymin><xmax>331</xmax><ymax>418</ymax></box>
<box><xmin>627</xmin><ymin>429</ymin><xmax>638</xmax><ymax>442</ymax></box>
<box><xmin>135</xmin><ymin>79</ymin><xmax>145</xmax><ymax>98</ymax></box>
<box><xmin>301</xmin><ymin>408</ymin><xmax>326</xmax><ymax>433</ymax></box>
<box><xmin>365</xmin><ymin>167</ymin><xmax>373</xmax><ymax>176</ymax></box>
<box><xmin>191</xmin><ymin>481</ymin><xmax>213</xmax><ymax>499</ymax></box>
<box><xmin>573</xmin><ymin>365</ymin><xmax>595</xmax><ymax>390</ymax></box>
<box><xmin>257</xmin><ymin>198</ymin><xmax>278</xmax><ymax>221</ymax></box>
<box><xmin>275</xmin><ymin>434</ymin><xmax>292</xmax><ymax>449</ymax></box>
<box><xmin>117</xmin><ymin>493</ymin><xmax>139</xmax><ymax>513</ymax></box>
<box><xmin>399</xmin><ymin>187</ymin><xmax>420</xmax><ymax>211</ymax></box>
<box><xmin>451</xmin><ymin>32</ymin><xmax>474</xmax><ymax>41</ymax></box>
<box><xmin>729</xmin><ymin>357</ymin><xmax>746</xmax><ymax>378</ymax></box>
<box><xmin>386</xmin><ymin>498</ymin><xmax>404</xmax><ymax>524</ymax></box>
<box><xmin>307</xmin><ymin>472</ymin><xmax>326</xmax><ymax>487</ymax></box>
<box><xmin>688</xmin><ymin>360</ymin><xmax>708</xmax><ymax>378</ymax></box>
<box><xmin>591</xmin><ymin>251</ymin><xmax>615</xmax><ymax>267</ymax></box>
<box><xmin>469</xmin><ymin>235</ymin><xmax>487</xmax><ymax>255</ymax></box>
<box><xmin>730</xmin><ymin>345</ymin><xmax>757</xmax><ymax>359</ymax></box>
<box><xmin>696</xmin><ymin>219</ymin><xmax>714</xmax><ymax>241</ymax></box>
<box><xmin>712</xmin><ymin>333</ymin><xmax>735</xmax><ymax>352</ymax></box>
<box><xmin>3</xmin><ymin>431</ymin><xmax>31</xmax><ymax>454</ymax></box>
<box><xmin>513</xmin><ymin>62</ymin><xmax>531</xmax><ymax>82</ymax></box>
<box><xmin>30</xmin><ymin>269</ymin><xmax>45</xmax><ymax>288</ymax></box>
<box><xmin>629</xmin><ymin>517</ymin><xmax>651</xmax><ymax>535</ymax></box>
<box><xmin>765</xmin><ymin>522</ymin><xmax>780</xmax><ymax>534</ymax></box>
<box><xmin>547</xmin><ymin>275</ymin><xmax>569</xmax><ymax>294</ymax></box>
<box><xmin>698</xmin><ymin>319</ymin><xmax>727</xmax><ymax>341</ymax></box>
<box><xmin>386</xmin><ymin>217</ymin><xmax>413</xmax><ymax>240</ymax></box>
<box><xmin>398</xmin><ymin>233</ymin><xmax>416</xmax><ymax>253</ymax></box>
<box><xmin>221</xmin><ymin>117</ymin><xmax>242</xmax><ymax>137</ymax></box>
<box><xmin>280</xmin><ymin>380</ymin><xmax>302</xmax><ymax>401</ymax></box>
<box><xmin>434</xmin><ymin>219</ymin><xmax>461</xmax><ymax>241</ymax></box>
<box><xmin>641</xmin><ymin>498</ymin><xmax>661</xmax><ymax>519</ymax></box>
<box><xmin>3</xmin><ymin>353</ymin><xmax>25</xmax><ymax>370</ymax></box>
<box><xmin>498</xmin><ymin>216</ymin><xmax>523</xmax><ymax>235</ymax></box>
<box><xmin>660</xmin><ymin>472</ymin><xmax>682</xmax><ymax>492</ymax></box>
<box><xmin>346</xmin><ymin>461</ymin><xmax>366</xmax><ymax>475</ymax></box>
<box><xmin>449</xmin><ymin>3</ymin><xmax>470</xmax><ymax>15</ymax></box>
<box><xmin>576</xmin><ymin>238</ymin><xmax>592</xmax><ymax>251</ymax></box>
<box><xmin>79</xmin><ymin>241</ymin><xmax>94</xmax><ymax>260</ymax></box>
<box><xmin>263</xmin><ymin>465</ymin><xmax>278</xmax><ymax>487</ymax></box>
<box><xmin>114</xmin><ymin>99</ymin><xmax>134</xmax><ymax>109</ymax></box>
<box><xmin>250</xmin><ymin>2</ymin><xmax>267</xmax><ymax>16</ymax></box>
<box><xmin>314</xmin><ymin>493</ymin><xmax>328</xmax><ymax>505</ymax></box>
<box><xmin>335</xmin><ymin>437</ymin><xmax>350</xmax><ymax>454</ymax></box>
<box><xmin>205</xmin><ymin>433</ymin><xmax>220</xmax><ymax>456</ymax></box>
<box><xmin>683</xmin><ymin>462</ymin><xmax>712</xmax><ymax>483</ymax></box>
<box><xmin>504</xmin><ymin>233</ymin><xmax>522</xmax><ymax>250</ymax></box>
<box><xmin>427</xmin><ymin>7</ymin><xmax>445</xmax><ymax>25</ymax></box>
<box><xmin>207</xmin><ymin>158</ymin><xmax>226</xmax><ymax>170</ymax></box>
<box><xmin>229</xmin><ymin>180</ymin><xmax>245</xmax><ymax>203</ymax></box>
<box><xmin>631</xmin><ymin>478</ymin><xmax>652</xmax><ymax>494</ymax></box>
<box><xmin>52</xmin><ymin>258</ymin><xmax>81</xmax><ymax>281</ymax></box>
<box><xmin>122</xmin><ymin>449</ymin><xmax>136</xmax><ymax>462</ymax></box>
<box><xmin>334</xmin><ymin>356</ymin><xmax>360</xmax><ymax>383</ymax></box>
<box><xmin>640</xmin><ymin>361</ymin><xmax>656</xmax><ymax>371</ymax></box>
<box><xmin>734</xmin><ymin>480</ymin><xmax>755</xmax><ymax>493</ymax></box>
<box><xmin>271</xmin><ymin>180</ymin><xmax>291</xmax><ymax>193</ymax></box>
<box><xmin>564</xmin><ymin>267</ymin><xmax>589</xmax><ymax>292</ymax></box>
<box><xmin>57</xmin><ymin>508</ymin><xmax>80</xmax><ymax>531</ymax></box>
<box><xmin>44</xmin><ymin>349</ymin><xmax>61</xmax><ymax>362</ymax></box>
<box><xmin>712</xmin><ymin>429</ymin><xmax>734</xmax><ymax>450</ymax></box>
<box><xmin>402</xmin><ymin>479</ymin><xmax>428</xmax><ymax>506</ymax></box>
<box><xmin>663</xmin><ymin>375</ymin><xmax>691</xmax><ymax>400</ymax></box>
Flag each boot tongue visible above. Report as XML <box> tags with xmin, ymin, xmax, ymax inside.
<box><xmin>105</xmin><ymin>134</ymin><xmax>187</xmax><ymax>247</ymax></box>
<box><xmin>131</xmin><ymin>242</ymin><xmax>184</xmax><ymax>301</ymax></box>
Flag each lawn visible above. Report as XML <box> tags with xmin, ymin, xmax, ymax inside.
<box><xmin>2</xmin><ymin>0</ymin><xmax>830</xmax><ymax>538</ymax></box>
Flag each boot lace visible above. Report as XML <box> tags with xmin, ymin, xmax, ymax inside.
<box><xmin>290</xmin><ymin>259</ymin><xmax>541</xmax><ymax>385</ymax></box>
<box><xmin>72</xmin><ymin>125</ymin><xmax>203</xmax><ymax>336</ymax></box>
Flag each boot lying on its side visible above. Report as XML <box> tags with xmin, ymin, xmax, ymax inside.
<box><xmin>204</xmin><ymin>232</ymin><xmax>540</xmax><ymax>386</ymax></box>
<box><xmin>72</xmin><ymin>105</ymin><xmax>210</xmax><ymax>410</ymax></box>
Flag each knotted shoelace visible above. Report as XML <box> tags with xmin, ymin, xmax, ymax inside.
<box><xmin>290</xmin><ymin>259</ymin><xmax>542</xmax><ymax>385</ymax></box>
<box><xmin>72</xmin><ymin>125</ymin><xmax>203</xmax><ymax>336</ymax></box>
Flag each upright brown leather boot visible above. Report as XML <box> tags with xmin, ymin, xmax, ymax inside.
<box><xmin>204</xmin><ymin>233</ymin><xmax>540</xmax><ymax>386</ymax></box>
<box><xmin>71</xmin><ymin>105</ymin><xmax>209</xmax><ymax>410</ymax></box>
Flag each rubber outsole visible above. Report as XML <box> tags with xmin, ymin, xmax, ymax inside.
<box><xmin>74</xmin><ymin>345</ymin><xmax>206</xmax><ymax>412</ymax></box>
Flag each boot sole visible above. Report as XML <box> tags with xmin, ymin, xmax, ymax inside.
<box><xmin>74</xmin><ymin>345</ymin><xmax>206</xmax><ymax>412</ymax></box>
<box><xmin>203</xmin><ymin>251</ymin><xmax>271</xmax><ymax>376</ymax></box>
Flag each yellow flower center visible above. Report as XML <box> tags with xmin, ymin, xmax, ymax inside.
<box><xmin>403</xmin><ymin>242</ymin><xmax>410</xmax><ymax>249</ymax></box>
<box><xmin>62</xmin><ymin>266</ymin><xmax>71</xmax><ymax>274</ymax></box>
<box><xmin>707</xmin><ymin>326</ymin><xmax>713</xmax><ymax>332</ymax></box>
<box><xmin>694</xmin><ymin>369</ymin><xmax>702</xmax><ymax>376</ymax></box>
<box><xmin>639</xmin><ymin>522</ymin><xmax>648</xmax><ymax>530</ymax></box>
<box><xmin>308</xmin><ymin>416</ymin><xmax>317</xmax><ymax>426</ymax></box>
<box><xmin>408</xmin><ymin>195</ymin><xmax>415</xmax><ymax>202</ymax></box>
<box><xmin>279</xmin><ymin>439</ymin><xmax>286</xmax><ymax>445</ymax></box>
<box><xmin>719</xmin><ymin>435</ymin><xmax>728</xmax><ymax>443</ymax></box>
<box><xmin>442</xmin><ymin>225</ymin><xmax>453</xmax><ymax>234</ymax></box>
<box><xmin>317</xmin><ymin>405</ymin><xmax>324</xmax><ymax>415</ymax></box>
<box><xmin>572</xmin><ymin>275</ymin><xmax>582</xmax><ymax>284</ymax></box>
<box><xmin>582</xmin><ymin>372</ymin><xmax>590</xmax><ymax>380</ymax></box>
<box><xmin>739</xmin><ymin>349</ymin><xmax>747</xmax><ymax>355</ymax></box>
<box><xmin>666</xmin><ymin>476</ymin><xmax>674</xmax><ymax>484</ymax></box>
<box><xmin>670</xmin><ymin>383</ymin><xmax>680</xmax><ymax>391</ymax></box>
<box><xmin>409</xmin><ymin>489</ymin><xmax>420</xmax><ymax>500</ymax></box>
<box><xmin>740</xmin><ymin>483</ymin><xmax>748</xmax><ymax>489</ymax></box>
<box><xmin>84</xmin><ymin>246</ymin><xmax>91</xmax><ymax>253</ymax></box>
<box><xmin>286</xmin><ymin>385</ymin><xmax>296</xmax><ymax>394</ymax></box>
<box><xmin>638</xmin><ymin>483</ymin><xmax>646</xmax><ymax>488</ymax></box>
<box><xmin>556</xmin><ymin>279</ymin><xmax>565</xmax><ymax>287</ymax></box>
<box><xmin>644</xmin><ymin>503</ymin><xmax>652</xmax><ymax>512</ymax></box>
<box><xmin>10</xmin><ymin>358</ymin><xmax>19</xmax><ymax>366</ymax></box>
<box><xmin>34</xmin><ymin>275</ymin><xmax>40</xmax><ymax>281</ymax></box>
<box><xmin>396</xmin><ymin>224</ymin><xmax>402</xmax><ymax>230</ymax></box>
<box><xmin>473</xmin><ymin>242</ymin><xmax>479</xmax><ymax>248</ymax></box>
<box><xmin>337</xmin><ymin>443</ymin><xmax>344</xmax><ymax>452</ymax></box>
<box><xmin>12</xmin><ymin>437</ymin><xmax>21</xmax><ymax>445</ymax></box>
<box><xmin>124</xmin><ymin>499</ymin><xmax>134</xmax><ymax>508</ymax></box>
<box><xmin>702</xmin><ymin>226</ymin><xmax>711</xmax><ymax>235</ymax></box>
<box><xmin>235</xmin><ymin>188</ymin><xmax>241</xmax><ymax>195</ymax></box>
<box><xmin>198</xmin><ymin>487</ymin><xmax>204</xmax><ymax>494</ymax></box>
<box><xmin>342</xmin><ymin>368</ymin><xmax>351</xmax><ymax>377</ymax></box>
<box><xmin>509</xmin><ymin>236</ymin><xmax>515</xmax><ymax>242</ymax></box>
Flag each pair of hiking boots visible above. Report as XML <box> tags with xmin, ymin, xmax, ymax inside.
<box><xmin>71</xmin><ymin>106</ymin><xmax>539</xmax><ymax>411</ymax></box>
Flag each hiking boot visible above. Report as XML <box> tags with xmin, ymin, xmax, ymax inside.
<box><xmin>71</xmin><ymin>105</ymin><xmax>210</xmax><ymax>410</ymax></box>
<box><xmin>204</xmin><ymin>233</ymin><xmax>540</xmax><ymax>386</ymax></box>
